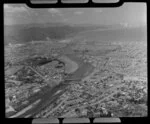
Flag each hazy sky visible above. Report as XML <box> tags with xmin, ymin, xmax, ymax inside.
<box><xmin>4</xmin><ymin>3</ymin><xmax>146</xmax><ymax>26</ymax></box>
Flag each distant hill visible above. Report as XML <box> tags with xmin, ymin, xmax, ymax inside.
<box><xmin>73</xmin><ymin>25</ymin><xmax>147</xmax><ymax>43</ymax></box>
<box><xmin>4</xmin><ymin>23</ymin><xmax>147</xmax><ymax>45</ymax></box>
<box><xmin>4</xmin><ymin>23</ymin><xmax>105</xmax><ymax>45</ymax></box>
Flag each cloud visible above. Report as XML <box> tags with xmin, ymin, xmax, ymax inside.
<box><xmin>48</xmin><ymin>8</ymin><xmax>60</xmax><ymax>14</ymax></box>
<box><xmin>120</xmin><ymin>22</ymin><xmax>129</xmax><ymax>27</ymax></box>
<box><xmin>48</xmin><ymin>8</ymin><xmax>62</xmax><ymax>16</ymax></box>
<box><xmin>74</xmin><ymin>11</ymin><xmax>84</xmax><ymax>15</ymax></box>
<box><xmin>62</xmin><ymin>18</ymin><xmax>69</xmax><ymax>22</ymax></box>
<box><xmin>94</xmin><ymin>9</ymin><xmax>103</xmax><ymax>13</ymax></box>
<box><xmin>4</xmin><ymin>4</ymin><xmax>28</xmax><ymax>13</ymax></box>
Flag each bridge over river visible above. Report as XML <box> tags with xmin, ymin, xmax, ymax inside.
<box><xmin>8</xmin><ymin>54</ymin><xmax>94</xmax><ymax>118</ymax></box>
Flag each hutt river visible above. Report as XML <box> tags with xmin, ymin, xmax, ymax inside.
<box><xmin>8</xmin><ymin>54</ymin><xmax>94</xmax><ymax>118</ymax></box>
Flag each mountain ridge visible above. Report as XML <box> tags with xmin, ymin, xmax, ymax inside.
<box><xmin>4</xmin><ymin>23</ymin><xmax>147</xmax><ymax>45</ymax></box>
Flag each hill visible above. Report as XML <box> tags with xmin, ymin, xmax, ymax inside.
<box><xmin>4</xmin><ymin>23</ymin><xmax>147</xmax><ymax>45</ymax></box>
<box><xmin>73</xmin><ymin>25</ymin><xmax>147</xmax><ymax>43</ymax></box>
<box><xmin>4</xmin><ymin>23</ymin><xmax>102</xmax><ymax>45</ymax></box>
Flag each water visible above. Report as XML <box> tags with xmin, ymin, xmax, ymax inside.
<box><xmin>9</xmin><ymin>54</ymin><xmax>94</xmax><ymax>118</ymax></box>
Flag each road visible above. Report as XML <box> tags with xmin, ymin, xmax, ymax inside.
<box><xmin>8</xmin><ymin>54</ymin><xmax>93</xmax><ymax>118</ymax></box>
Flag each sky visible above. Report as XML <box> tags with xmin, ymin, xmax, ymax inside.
<box><xmin>4</xmin><ymin>3</ymin><xmax>146</xmax><ymax>26</ymax></box>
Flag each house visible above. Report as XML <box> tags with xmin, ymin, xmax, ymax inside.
<box><xmin>33</xmin><ymin>88</ymin><xmax>41</xmax><ymax>93</ymax></box>
<box><xmin>6</xmin><ymin>105</ymin><xmax>16</xmax><ymax>113</ymax></box>
<box><xmin>5</xmin><ymin>66</ymin><xmax>24</xmax><ymax>77</ymax></box>
<box><xmin>5</xmin><ymin>97</ymin><xmax>16</xmax><ymax>113</ymax></box>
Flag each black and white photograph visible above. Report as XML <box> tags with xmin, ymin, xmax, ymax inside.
<box><xmin>4</xmin><ymin>2</ymin><xmax>147</xmax><ymax>118</ymax></box>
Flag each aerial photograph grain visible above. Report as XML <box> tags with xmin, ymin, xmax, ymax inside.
<box><xmin>4</xmin><ymin>3</ymin><xmax>147</xmax><ymax>118</ymax></box>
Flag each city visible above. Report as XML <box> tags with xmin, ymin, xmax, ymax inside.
<box><xmin>5</xmin><ymin>39</ymin><xmax>147</xmax><ymax>118</ymax></box>
<box><xmin>4</xmin><ymin>3</ymin><xmax>147</xmax><ymax>118</ymax></box>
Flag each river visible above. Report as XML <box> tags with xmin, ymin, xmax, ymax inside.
<box><xmin>9</xmin><ymin>53</ymin><xmax>94</xmax><ymax>118</ymax></box>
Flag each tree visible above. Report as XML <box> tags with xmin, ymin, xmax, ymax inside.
<box><xmin>86</xmin><ymin>106</ymin><xmax>94</xmax><ymax>117</ymax></box>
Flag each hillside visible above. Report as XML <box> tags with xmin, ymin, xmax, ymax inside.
<box><xmin>4</xmin><ymin>23</ymin><xmax>101</xmax><ymax>45</ymax></box>
<box><xmin>73</xmin><ymin>26</ymin><xmax>147</xmax><ymax>43</ymax></box>
<box><xmin>4</xmin><ymin>23</ymin><xmax>147</xmax><ymax>45</ymax></box>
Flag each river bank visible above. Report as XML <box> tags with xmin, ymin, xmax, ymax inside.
<box><xmin>58</xmin><ymin>55</ymin><xmax>79</xmax><ymax>74</ymax></box>
<box><xmin>8</xmin><ymin>53</ymin><xmax>94</xmax><ymax>118</ymax></box>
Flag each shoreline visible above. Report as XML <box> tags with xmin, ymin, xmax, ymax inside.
<box><xmin>58</xmin><ymin>55</ymin><xmax>79</xmax><ymax>74</ymax></box>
